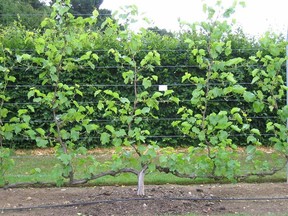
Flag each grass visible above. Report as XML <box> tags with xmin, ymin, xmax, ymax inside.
<box><xmin>2</xmin><ymin>147</ymin><xmax>288</xmax><ymax>187</ymax></box>
<box><xmin>5</xmin><ymin>155</ymin><xmax>212</xmax><ymax>185</ymax></box>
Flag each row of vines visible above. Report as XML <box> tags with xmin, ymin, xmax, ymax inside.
<box><xmin>0</xmin><ymin>0</ymin><xmax>288</xmax><ymax>195</ymax></box>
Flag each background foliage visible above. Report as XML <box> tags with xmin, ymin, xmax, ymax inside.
<box><xmin>1</xmin><ymin>20</ymin><xmax>286</xmax><ymax>149</ymax></box>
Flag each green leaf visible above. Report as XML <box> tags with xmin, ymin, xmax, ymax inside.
<box><xmin>266</xmin><ymin>122</ymin><xmax>274</xmax><ymax>131</ymax></box>
<box><xmin>80</xmin><ymin>51</ymin><xmax>92</xmax><ymax>61</ymax></box>
<box><xmin>152</xmin><ymin>75</ymin><xmax>158</xmax><ymax>81</ymax></box>
<box><xmin>251</xmin><ymin>76</ymin><xmax>260</xmax><ymax>84</ymax></box>
<box><xmin>92</xmin><ymin>53</ymin><xmax>99</xmax><ymax>61</ymax></box>
<box><xmin>134</xmin><ymin>117</ymin><xmax>142</xmax><ymax>124</ymax></box>
<box><xmin>3</xmin><ymin>131</ymin><xmax>13</xmax><ymax>140</ymax></box>
<box><xmin>233</xmin><ymin>113</ymin><xmax>243</xmax><ymax>124</ymax></box>
<box><xmin>94</xmin><ymin>90</ymin><xmax>102</xmax><ymax>97</ymax></box>
<box><xmin>159</xmin><ymin>155</ymin><xmax>168</xmax><ymax>164</ymax></box>
<box><xmin>170</xmin><ymin>96</ymin><xmax>180</xmax><ymax>105</ymax></box>
<box><xmin>208</xmin><ymin>87</ymin><xmax>222</xmax><ymax>98</ymax></box>
<box><xmin>36</xmin><ymin>137</ymin><xmax>48</xmax><ymax>148</ymax></box>
<box><xmin>231</xmin><ymin>107</ymin><xmax>240</xmax><ymax>114</ymax></box>
<box><xmin>7</xmin><ymin>76</ymin><xmax>16</xmax><ymax>82</ymax></box>
<box><xmin>85</xmin><ymin>124</ymin><xmax>99</xmax><ymax>133</ymax></box>
<box><xmin>192</xmin><ymin>126</ymin><xmax>200</xmax><ymax>134</ymax></box>
<box><xmin>115</xmin><ymin>129</ymin><xmax>126</xmax><ymax>137</ymax></box>
<box><xmin>246</xmin><ymin>145</ymin><xmax>256</xmax><ymax>155</ymax></box>
<box><xmin>208</xmin><ymin>114</ymin><xmax>218</xmax><ymax>126</ymax></box>
<box><xmin>231</xmin><ymin>85</ymin><xmax>246</xmax><ymax>94</ymax></box>
<box><xmin>247</xmin><ymin>135</ymin><xmax>257</xmax><ymax>144</ymax></box>
<box><xmin>135</xmin><ymin>109</ymin><xmax>142</xmax><ymax>116</ymax></box>
<box><xmin>253</xmin><ymin>101</ymin><xmax>265</xmax><ymax>113</ymax></box>
<box><xmin>60</xmin><ymin>129</ymin><xmax>70</xmax><ymax>140</ymax></box>
<box><xmin>120</xmin><ymin>97</ymin><xmax>130</xmax><ymax>104</ymax></box>
<box><xmin>14</xmin><ymin>125</ymin><xmax>22</xmax><ymax>134</ymax></box>
<box><xmin>97</xmin><ymin>101</ymin><xmax>104</xmax><ymax>110</ymax></box>
<box><xmin>122</xmin><ymin>70</ymin><xmax>134</xmax><ymax>84</ymax></box>
<box><xmin>142</xmin><ymin>78</ymin><xmax>152</xmax><ymax>89</ymax></box>
<box><xmin>101</xmin><ymin>132</ymin><xmax>111</xmax><ymax>145</ymax></box>
<box><xmin>21</xmin><ymin>54</ymin><xmax>32</xmax><ymax>60</ymax></box>
<box><xmin>226</xmin><ymin>73</ymin><xmax>237</xmax><ymax>84</ymax></box>
<box><xmin>26</xmin><ymin>129</ymin><xmax>36</xmax><ymax>139</ymax></box>
<box><xmin>225</xmin><ymin>57</ymin><xmax>244</xmax><ymax>66</ymax></box>
<box><xmin>243</xmin><ymin>91</ymin><xmax>256</xmax><ymax>102</ymax></box>
<box><xmin>182</xmin><ymin>73</ymin><xmax>191</xmax><ymax>82</ymax></box>
<box><xmin>141</xmin><ymin>107</ymin><xmax>150</xmax><ymax>114</ymax></box>
<box><xmin>27</xmin><ymin>105</ymin><xmax>35</xmax><ymax>112</ymax></box>
<box><xmin>231</xmin><ymin>125</ymin><xmax>241</xmax><ymax>132</ymax></box>
<box><xmin>71</xmin><ymin>130</ymin><xmax>80</xmax><ymax>141</ymax></box>
<box><xmin>112</xmin><ymin>138</ymin><xmax>122</xmax><ymax>146</ymax></box>
<box><xmin>198</xmin><ymin>131</ymin><xmax>206</xmax><ymax>141</ymax></box>
<box><xmin>36</xmin><ymin>128</ymin><xmax>46</xmax><ymax>136</ymax></box>
<box><xmin>251</xmin><ymin>128</ymin><xmax>261</xmax><ymax>136</ymax></box>
<box><xmin>164</xmin><ymin>90</ymin><xmax>174</xmax><ymax>96</ymax></box>
<box><xmin>105</xmin><ymin>125</ymin><xmax>115</xmax><ymax>133</ymax></box>
<box><xmin>76</xmin><ymin>89</ymin><xmax>83</xmax><ymax>97</ymax></box>
<box><xmin>242</xmin><ymin>124</ymin><xmax>250</xmax><ymax>131</ymax></box>
<box><xmin>33</xmin><ymin>97</ymin><xmax>42</xmax><ymax>103</ymax></box>
<box><xmin>152</xmin><ymin>92</ymin><xmax>162</xmax><ymax>99</ymax></box>
<box><xmin>18</xmin><ymin>109</ymin><xmax>28</xmax><ymax>116</ymax></box>
<box><xmin>104</xmin><ymin>90</ymin><xmax>119</xmax><ymax>99</ymax></box>
<box><xmin>0</xmin><ymin>108</ymin><xmax>8</xmax><ymax>118</ymax></box>
<box><xmin>58</xmin><ymin>154</ymin><xmax>72</xmax><ymax>166</ymax></box>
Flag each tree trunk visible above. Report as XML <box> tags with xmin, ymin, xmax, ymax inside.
<box><xmin>137</xmin><ymin>166</ymin><xmax>147</xmax><ymax>196</ymax></box>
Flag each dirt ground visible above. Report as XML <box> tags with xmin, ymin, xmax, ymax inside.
<box><xmin>1</xmin><ymin>183</ymin><xmax>288</xmax><ymax>216</ymax></box>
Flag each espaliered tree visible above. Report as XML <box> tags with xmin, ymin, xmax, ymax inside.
<box><xmin>94</xmin><ymin>5</ymin><xmax>179</xmax><ymax>196</ymax></box>
<box><xmin>247</xmin><ymin>33</ymin><xmax>288</xmax><ymax>180</ymax></box>
<box><xmin>158</xmin><ymin>1</ymin><xmax>287</xmax><ymax>181</ymax></box>
<box><xmin>17</xmin><ymin>0</ymin><xmax>105</xmax><ymax>185</ymax></box>
<box><xmin>11</xmin><ymin>0</ymin><xmax>177</xmax><ymax>192</ymax></box>
<box><xmin>0</xmin><ymin>45</ymin><xmax>35</xmax><ymax>185</ymax></box>
<box><xmin>0</xmin><ymin>47</ymin><xmax>16</xmax><ymax>186</ymax></box>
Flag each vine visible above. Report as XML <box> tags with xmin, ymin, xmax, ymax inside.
<box><xmin>19</xmin><ymin>0</ymin><xmax>103</xmax><ymax>186</ymax></box>
<box><xmin>0</xmin><ymin>45</ymin><xmax>35</xmax><ymax>186</ymax></box>
<box><xmin>95</xmin><ymin>6</ymin><xmax>175</xmax><ymax>195</ymax></box>
<box><xmin>248</xmin><ymin>33</ymin><xmax>288</xmax><ymax>180</ymax></box>
<box><xmin>165</xmin><ymin>1</ymin><xmax>286</xmax><ymax>181</ymax></box>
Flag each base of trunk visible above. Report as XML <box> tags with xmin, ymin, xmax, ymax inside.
<box><xmin>137</xmin><ymin>167</ymin><xmax>147</xmax><ymax>196</ymax></box>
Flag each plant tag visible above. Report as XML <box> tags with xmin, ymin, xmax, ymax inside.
<box><xmin>158</xmin><ymin>85</ymin><xmax>168</xmax><ymax>91</ymax></box>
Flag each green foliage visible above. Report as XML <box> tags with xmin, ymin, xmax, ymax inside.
<box><xmin>0</xmin><ymin>0</ymin><xmax>50</xmax><ymax>29</ymax></box>
<box><xmin>15</xmin><ymin>0</ymin><xmax>103</xmax><ymax>184</ymax></box>
<box><xmin>70</xmin><ymin>0</ymin><xmax>104</xmax><ymax>15</ymax></box>
<box><xmin>0</xmin><ymin>0</ymin><xmax>287</xmax><ymax>188</ymax></box>
<box><xmin>0</xmin><ymin>44</ymin><xmax>35</xmax><ymax>184</ymax></box>
<box><xmin>250</xmin><ymin>34</ymin><xmax>288</xmax><ymax>157</ymax></box>
<box><xmin>170</xmin><ymin>0</ymin><xmax>286</xmax><ymax>180</ymax></box>
<box><xmin>0</xmin><ymin>147</ymin><xmax>14</xmax><ymax>186</ymax></box>
<box><xmin>94</xmin><ymin>15</ymin><xmax>172</xmax><ymax>189</ymax></box>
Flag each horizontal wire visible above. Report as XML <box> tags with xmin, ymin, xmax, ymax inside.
<box><xmin>1</xmin><ymin>13</ymin><xmax>112</xmax><ymax>16</ymax></box>
<box><xmin>0</xmin><ymin>116</ymin><xmax>279</xmax><ymax>124</ymax></box>
<box><xmin>2</xmin><ymin>98</ymin><xmax>286</xmax><ymax>105</ymax></box>
<box><xmin>3</xmin><ymin>134</ymin><xmax>276</xmax><ymax>142</ymax></box>
<box><xmin>5</xmin><ymin>80</ymin><xmax>277</xmax><ymax>88</ymax></box>
<box><xmin>5</xmin><ymin>48</ymin><xmax>268</xmax><ymax>52</ymax></box>
<box><xmin>10</xmin><ymin>65</ymin><xmax>260</xmax><ymax>70</ymax></box>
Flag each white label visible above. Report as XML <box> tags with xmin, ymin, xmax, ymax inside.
<box><xmin>158</xmin><ymin>85</ymin><xmax>168</xmax><ymax>91</ymax></box>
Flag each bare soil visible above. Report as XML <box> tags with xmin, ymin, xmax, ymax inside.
<box><xmin>1</xmin><ymin>183</ymin><xmax>288</xmax><ymax>216</ymax></box>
